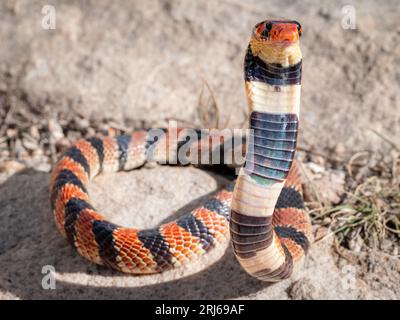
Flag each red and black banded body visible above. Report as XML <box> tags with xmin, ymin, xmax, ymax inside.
<box><xmin>50</xmin><ymin>129</ymin><xmax>236</xmax><ymax>273</ymax></box>
<box><xmin>50</xmin><ymin>20</ymin><xmax>312</xmax><ymax>280</ymax></box>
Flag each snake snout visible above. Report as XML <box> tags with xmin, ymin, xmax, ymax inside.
<box><xmin>255</xmin><ymin>20</ymin><xmax>302</xmax><ymax>44</ymax></box>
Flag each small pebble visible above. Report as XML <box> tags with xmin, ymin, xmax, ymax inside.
<box><xmin>288</xmin><ymin>278</ymin><xmax>318</xmax><ymax>300</ymax></box>
<box><xmin>22</xmin><ymin>136</ymin><xmax>38</xmax><ymax>151</ymax></box>
<box><xmin>307</xmin><ymin>162</ymin><xmax>324</xmax><ymax>174</ymax></box>
<box><xmin>56</xmin><ymin>137</ymin><xmax>72</xmax><ymax>152</ymax></box>
<box><xmin>0</xmin><ymin>160</ymin><xmax>26</xmax><ymax>174</ymax></box>
<box><xmin>48</xmin><ymin>119</ymin><xmax>64</xmax><ymax>141</ymax></box>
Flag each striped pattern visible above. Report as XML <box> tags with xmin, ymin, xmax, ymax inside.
<box><xmin>230</xmin><ymin>19</ymin><xmax>312</xmax><ymax>282</ymax></box>
<box><xmin>50</xmin><ymin>130</ymin><xmax>235</xmax><ymax>273</ymax></box>
<box><xmin>50</xmin><ymin>19</ymin><xmax>311</xmax><ymax>279</ymax></box>
<box><xmin>245</xmin><ymin>46</ymin><xmax>302</xmax><ymax>85</ymax></box>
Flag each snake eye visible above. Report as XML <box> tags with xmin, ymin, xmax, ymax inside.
<box><xmin>295</xmin><ymin>22</ymin><xmax>302</xmax><ymax>37</ymax></box>
<box><xmin>262</xmin><ymin>22</ymin><xmax>272</xmax><ymax>38</ymax></box>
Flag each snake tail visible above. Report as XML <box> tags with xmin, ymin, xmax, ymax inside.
<box><xmin>230</xmin><ymin>20</ymin><xmax>312</xmax><ymax>282</ymax></box>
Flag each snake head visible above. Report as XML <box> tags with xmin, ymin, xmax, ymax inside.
<box><xmin>250</xmin><ymin>20</ymin><xmax>302</xmax><ymax>67</ymax></box>
<box><xmin>254</xmin><ymin>20</ymin><xmax>302</xmax><ymax>44</ymax></box>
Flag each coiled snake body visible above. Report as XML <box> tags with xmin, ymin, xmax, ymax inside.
<box><xmin>50</xmin><ymin>20</ymin><xmax>312</xmax><ymax>282</ymax></box>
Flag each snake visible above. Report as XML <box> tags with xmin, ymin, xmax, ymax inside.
<box><xmin>49</xmin><ymin>20</ymin><xmax>312</xmax><ymax>282</ymax></box>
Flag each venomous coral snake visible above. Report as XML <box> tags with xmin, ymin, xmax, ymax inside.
<box><xmin>50</xmin><ymin>20</ymin><xmax>312</xmax><ymax>282</ymax></box>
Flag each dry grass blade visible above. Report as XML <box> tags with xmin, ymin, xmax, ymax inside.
<box><xmin>197</xmin><ymin>80</ymin><xmax>221</xmax><ymax>130</ymax></box>
<box><xmin>312</xmin><ymin>175</ymin><xmax>400</xmax><ymax>251</ymax></box>
<box><xmin>369</xmin><ymin>128</ymin><xmax>400</xmax><ymax>152</ymax></box>
<box><xmin>309</xmin><ymin>145</ymin><xmax>400</xmax><ymax>254</ymax></box>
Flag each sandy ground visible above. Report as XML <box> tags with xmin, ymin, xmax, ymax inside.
<box><xmin>0</xmin><ymin>0</ymin><xmax>399</xmax><ymax>299</ymax></box>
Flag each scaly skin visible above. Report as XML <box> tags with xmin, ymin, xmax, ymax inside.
<box><xmin>230</xmin><ymin>20</ymin><xmax>312</xmax><ymax>282</ymax></box>
<box><xmin>49</xmin><ymin>20</ymin><xmax>312</xmax><ymax>281</ymax></box>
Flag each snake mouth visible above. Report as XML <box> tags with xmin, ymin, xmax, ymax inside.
<box><xmin>253</xmin><ymin>20</ymin><xmax>302</xmax><ymax>45</ymax></box>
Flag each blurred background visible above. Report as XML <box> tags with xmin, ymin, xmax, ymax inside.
<box><xmin>0</xmin><ymin>0</ymin><xmax>399</xmax><ymax>299</ymax></box>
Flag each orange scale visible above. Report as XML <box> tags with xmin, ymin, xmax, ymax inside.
<box><xmin>280</xmin><ymin>238</ymin><xmax>304</xmax><ymax>262</ymax></box>
<box><xmin>134</xmin><ymin>262</ymin><xmax>146</xmax><ymax>270</ymax></box>
<box><xmin>179</xmin><ymin>233</ymin><xmax>189</xmax><ymax>240</ymax></box>
<box><xmin>161</xmin><ymin>222</ymin><xmax>202</xmax><ymax>260</ymax></box>
<box><xmin>163</xmin><ymin>229</ymin><xmax>174</xmax><ymax>236</ymax></box>
<box><xmin>114</xmin><ymin>240</ymin><xmax>125</xmax><ymax>248</ymax></box>
<box><xmin>58</xmin><ymin>183</ymin><xmax>89</xmax><ymax>204</ymax></box>
<box><xmin>133</xmin><ymin>243</ymin><xmax>144</xmax><ymax>251</ymax></box>
<box><xmin>53</xmin><ymin>208</ymin><xmax>66</xmax><ymax>236</ymax></box>
<box><xmin>173</xmin><ymin>229</ymin><xmax>184</xmax><ymax>235</ymax></box>
<box><xmin>53</xmin><ymin>184</ymin><xmax>91</xmax><ymax>235</ymax></box>
<box><xmin>117</xmin><ymin>237</ymin><xmax>130</xmax><ymax>246</ymax></box>
<box><xmin>176</xmin><ymin>234</ymin><xmax>187</xmax><ymax>241</ymax></box>
<box><xmin>273</xmin><ymin>208</ymin><xmax>301</xmax><ymax>226</ymax></box>
<box><xmin>174</xmin><ymin>254</ymin><xmax>187</xmax><ymax>263</ymax></box>
<box><xmin>128</xmin><ymin>131</ymin><xmax>147</xmax><ymax>157</ymax></box>
<box><xmin>126</xmin><ymin>256</ymin><xmax>141</xmax><ymax>267</ymax></box>
<box><xmin>142</xmin><ymin>256</ymin><xmax>154</xmax><ymax>265</ymax></box>
<box><xmin>121</xmin><ymin>243</ymin><xmax>131</xmax><ymax>252</ymax></box>
<box><xmin>124</xmin><ymin>262</ymin><xmax>135</xmax><ymax>269</ymax></box>
<box><xmin>114</xmin><ymin>237</ymin><xmax>123</xmax><ymax>246</ymax></box>
<box><xmin>296</xmin><ymin>223</ymin><xmax>311</xmax><ymax>235</ymax></box>
<box><xmin>101</xmin><ymin>137</ymin><xmax>119</xmax><ymax>168</ymax></box>
<box><xmin>136</xmin><ymin>252</ymin><xmax>153</xmax><ymax>264</ymax></box>
<box><xmin>74</xmin><ymin>210</ymin><xmax>104</xmax><ymax>264</ymax></box>
<box><xmin>51</xmin><ymin>157</ymin><xmax>89</xmax><ymax>187</ymax></box>
<box><xmin>272</xmin><ymin>231</ymin><xmax>286</xmax><ymax>257</ymax></box>
<box><xmin>284</xmin><ymin>161</ymin><xmax>302</xmax><ymax>191</ymax></box>
<box><xmin>74</xmin><ymin>140</ymin><xmax>101</xmax><ymax>175</ymax></box>
<box><xmin>124</xmin><ymin>236</ymin><xmax>136</xmax><ymax>243</ymax></box>
<box><xmin>121</xmin><ymin>246</ymin><xmax>136</xmax><ymax>255</ymax></box>
<box><xmin>113</xmin><ymin>228</ymin><xmax>157</xmax><ymax>271</ymax></box>
<box><xmin>182</xmin><ymin>237</ymin><xmax>191</xmax><ymax>244</ymax></box>
<box><xmin>124</xmin><ymin>257</ymin><xmax>136</xmax><ymax>265</ymax></box>
<box><xmin>195</xmin><ymin>208</ymin><xmax>228</xmax><ymax>234</ymax></box>
<box><xmin>142</xmin><ymin>256</ymin><xmax>156</xmax><ymax>266</ymax></box>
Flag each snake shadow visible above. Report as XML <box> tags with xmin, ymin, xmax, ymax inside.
<box><xmin>0</xmin><ymin>167</ymin><xmax>270</xmax><ymax>299</ymax></box>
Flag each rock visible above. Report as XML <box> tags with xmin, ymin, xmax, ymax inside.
<box><xmin>0</xmin><ymin>160</ymin><xmax>26</xmax><ymax>174</ymax></box>
<box><xmin>22</xmin><ymin>135</ymin><xmax>38</xmax><ymax>151</ymax></box>
<box><xmin>288</xmin><ymin>278</ymin><xmax>319</xmax><ymax>300</ymax></box>
<box><xmin>348</xmin><ymin>234</ymin><xmax>364</xmax><ymax>253</ymax></box>
<box><xmin>322</xmin><ymin>217</ymin><xmax>332</xmax><ymax>225</ymax></box>
<box><xmin>55</xmin><ymin>138</ymin><xmax>72</xmax><ymax>152</ymax></box>
<box><xmin>48</xmin><ymin>119</ymin><xmax>64</xmax><ymax>142</ymax></box>
<box><xmin>29</xmin><ymin>126</ymin><xmax>40</xmax><ymax>140</ymax></box>
<box><xmin>307</xmin><ymin>162</ymin><xmax>325</xmax><ymax>174</ymax></box>
<box><xmin>14</xmin><ymin>139</ymin><xmax>28</xmax><ymax>159</ymax></box>
<box><xmin>302</xmin><ymin>164</ymin><xmax>346</xmax><ymax>205</ymax></box>
<box><xmin>314</xmin><ymin>226</ymin><xmax>329</xmax><ymax>241</ymax></box>
<box><xmin>73</xmin><ymin>118</ymin><xmax>90</xmax><ymax>131</ymax></box>
<box><xmin>6</xmin><ymin>128</ymin><xmax>17</xmax><ymax>139</ymax></box>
